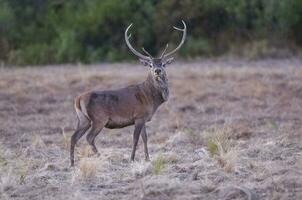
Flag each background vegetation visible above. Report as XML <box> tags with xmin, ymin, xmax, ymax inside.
<box><xmin>0</xmin><ymin>0</ymin><xmax>302</xmax><ymax>65</ymax></box>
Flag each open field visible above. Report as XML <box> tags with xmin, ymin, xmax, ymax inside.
<box><xmin>1</xmin><ymin>59</ymin><xmax>302</xmax><ymax>200</ymax></box>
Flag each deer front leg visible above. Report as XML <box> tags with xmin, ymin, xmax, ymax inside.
<box><xmin>131</xmin><ymin>119</ymin><xmax>144</xmax><ymax>161</ymax></box>
<box><xmin>141</xmin><ymin>125</ymin><xmax>150</xmax><ymax>161</ymax></box>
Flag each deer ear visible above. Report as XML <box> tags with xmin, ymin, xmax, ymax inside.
<box><xmin>163</xmin><ymin>57</ymin><xmax>174</xmax><ymax>66</ymax></box>
<box><xmin>139</xmin><ymin>59</ymin><xmax>151</xmax><ymax>67</ymax></box>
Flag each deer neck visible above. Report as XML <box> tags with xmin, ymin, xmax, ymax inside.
<box><xmin>144</xmin><ymin>73</ymin><xmax>169</xmax><ymax>106</ymax></box>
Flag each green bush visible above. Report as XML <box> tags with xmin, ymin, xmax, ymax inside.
<box><xmin>0</xmin><ymin>0</ymin><xmax>301</xmax><ymax>65</ymax></box>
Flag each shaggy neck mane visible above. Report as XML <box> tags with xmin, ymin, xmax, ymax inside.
<box><xmin>143</xmin><ymin>73</ymin><xmax>169</xmax><ymax>105</ymax></box>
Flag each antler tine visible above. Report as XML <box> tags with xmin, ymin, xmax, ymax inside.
<box><xmin>173</xmin><ymin>26</ymin><xmax>184</xmax><ymax>31</ymax></box>
<box><xmin>125</xmin><ymin>23</ymin><xmax>151</xmax><ymax>60</ymax></box>
<box><xmin>163</xmin><ymin>20</ymin><xmax>187</xmax><ymax>58</ymax></box>
<box><xmin>142</xmin><ymin>47</ymin><xmax>153</xmax><ymax>58</ymax></box>
<box><xmin>160</xmin><ymin>43</ymin><xmax>169</xmax><ymax>58</ymax></box>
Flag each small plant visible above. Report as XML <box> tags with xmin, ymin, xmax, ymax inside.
<box><xmin>205</xmin><ymin>125</ymin><xmax>232</xmax><ymax>154</ymax></box>
<box><xmin>204</xmin><ymin>125</ymin><xmax>236</xmax><ymax>172</ymax></box>
<box><xmin>207</xmin><ymin>139</ymin><xmax>219</xmax><ymax>156</ymax></box>
<box><xmin>0</xmin><ymin>155</ymin><xmax>7</xmax><ymax>168</ymax></box>
<box><xmin>79</xmin><ymin>158</ymin><xmax>97</xmax><ymax>179</ymax></box>
<box><xmin>78</xmin><ymin>145</ymin><xmax>93</xmax><ymax>158</ymax></box>
<box><xmin>152</xmin><ymin>155</ymin><xmax>165</xmax><ymax>175</ymax></box>
<box><xmin>31</xmin><ymin>134</ymin><xmax>46</xmax><ymax>149</ymax></box>
<box><xmin>18</xmin><ymin>165</ymin><xmax>29</xmax><ymax>185</ymax></box>
<box><xmin>61</xmin><ymin>127</ymin><xmax>70</xmax><ymax>150</ymax></box>
<box><xmin>206</xmin><ymin>132</ymin><xmax>231</xmax><ymax>157</ymax></box>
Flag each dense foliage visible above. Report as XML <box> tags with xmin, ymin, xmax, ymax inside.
<box><xmin>0</xmin><ymin>0</ymin><xmax>301</xmax><ymax>65</ymax></box>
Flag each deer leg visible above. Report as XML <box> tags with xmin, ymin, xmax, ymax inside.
<box><xmin>141</xmin><ymin>125</ymin><xmax>150</xmax><ymax>161</ymax></box>
<box><xmin>70</xmin><ymin>122</ymin><xmax>91</xmax><ymax>167</ymax></box>
<box><xmin>86</xmin><ymin>121</ymin><xmax>106</xmax><ymax>155</ymax></box>
<box><xmin>131</xmin><ymin>120</ymin><xmax>144</xmax><ymax>161</ymax></box>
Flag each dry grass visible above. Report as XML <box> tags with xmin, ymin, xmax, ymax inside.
<box><xmin>152</xmin><ymin>155</ymin><xmax>166</xmax><ymax>175</ymax></box>
<box><xmin>131</xmin><ymin>161</ymin><xmax>152</xmax><ymax>178</ymax></box>
<box><xmin>31</xmin><ymin>134</ymin><xmax>46</xmax><ymax>149</ymax></box>
<box><xmin>78</xmin><ymin>158</ymin><xmax>97</xmax><ymax>179</ymax></box>
<box><xmin>1</xmin><ymin>59</ymin><xmax>302</xmax><ymax>199</ymax></box>
<box><xmin>204</xmin><ymin>124</ymin><xmax>237</xmax><ymax>172</ymax></box>
<box><xmin>61</xmin><ymin>127</ymin><xmax>70</xmax><ymax>150</ymax></box>
<box><xmin>0</xmin><ymin>168</ymin><xmax>16</xmax><ymax>193</ymax></box>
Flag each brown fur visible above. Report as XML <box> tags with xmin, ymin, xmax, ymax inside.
<box><xmin>70</xmin><ymin>72</ymin><xmax>168</xmax><ymax>166</ymax></box>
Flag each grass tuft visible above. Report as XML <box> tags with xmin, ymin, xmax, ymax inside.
<box><xmin>78</xmin><ymin>158</ymin><xmax>97</xmax><ymax>179</ymax></box>
<box><xmin>31</xmin><ymin>134</ymin><xmax>46</xmax><ymax>149</ymax></box>
<box><xmin>152</xmin><ymin>155</ymin><xmax>165</xmax><ymax>175</ymax></box>
<box><xmin>204</xmin><ymin>125</ymin><xmax>236</xmax><ymax>172</ymax></box>
<box><xmin>61</xmin><ymin>127</ymin><xmax>70</xmax><ymax>150</ymax></box>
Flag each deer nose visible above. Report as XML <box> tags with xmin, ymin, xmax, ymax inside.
<box><xmin>155</xmin><ymin>68</ymin><xmax>162</xmax><ymax>75</ymax></box>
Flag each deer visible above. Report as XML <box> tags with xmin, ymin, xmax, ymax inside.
<box><xmin>70</xmin><ymin>20</ymin><xmax>187</xmax><ymax>166</ymax></box>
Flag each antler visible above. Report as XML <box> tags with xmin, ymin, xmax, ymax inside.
<box><xmin>125</xmin><ymin>24</ymin><xmax>152</xmax><ymax>60</ymax></box>
<box><xmin>162</xmin><ymin>20</ymin><xmax>187</xmax><ymax>58</ymax></box>
<box><xmin>142</xmin><ymin>47</ymin><xmax>153</xmax><ymax>58</ymax></box>
<box><xmin>160</xmin><ymin>44</ymin><xmax>169</xmax><ymax>58</ymax></box>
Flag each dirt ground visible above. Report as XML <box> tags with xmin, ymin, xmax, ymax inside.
<box><xmin>1</xmin><ymin>58</ymin><xmax>302</xmax><ymax>200</ymax></box>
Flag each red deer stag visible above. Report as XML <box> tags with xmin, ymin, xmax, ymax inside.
<box><xmin>70</xmin><ymin>21</ymin><xmax>187</xmax><ymax>166</ymax></box>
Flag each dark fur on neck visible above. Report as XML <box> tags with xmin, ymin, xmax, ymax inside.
<box><xmin>145</xmin><ymin>73</ymin><xmax>169</xmax><ymax>103</ymax></box>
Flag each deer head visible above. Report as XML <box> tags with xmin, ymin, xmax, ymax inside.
<box><xmin>125</xmin><ymin>21</ymin><xmax>187</xmax><ymax>85</ymax></box>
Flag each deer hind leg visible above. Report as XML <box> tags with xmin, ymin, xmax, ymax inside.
<box><xmin>70</xmin><ymin>117</ymin><xmax>91</xmax><ymax>167</ymax></box>
<box><xmin>70</xmin><ymin>103</ymin><xmax>91</xmax><ymax>167</ymax></box>
<box><xmin>86</xmin><ymin>118</ymin><xmax>107</xmax><ymax>155</ymax></box>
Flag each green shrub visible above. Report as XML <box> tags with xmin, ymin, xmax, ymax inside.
<box><xmin>1</xmin><ymin>0</ymin><xmax>302</xmax><ymax>65</ymax></box>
